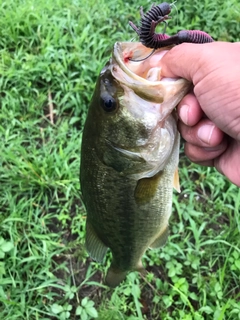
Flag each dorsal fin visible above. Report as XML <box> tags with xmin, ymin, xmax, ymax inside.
<box><xmin>85</xmin><ymin>220</ymin><xmax>108</xmax><ymax>262</ymax></box>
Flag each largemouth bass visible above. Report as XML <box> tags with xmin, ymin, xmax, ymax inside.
<box><xmin>80</xmin><ymin>42</ymin><xmax>190</xmax><ymax>287</ymax></box>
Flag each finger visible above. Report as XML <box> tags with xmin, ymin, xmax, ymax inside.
<box><xmin>179</xmin><ymin>119</ymin><xmax>225</xmax><ymax>147</ymax></box>
<box><xmin>184</xmin><ymin>139</ymin><xmax>228</xmax><ymax>163</ymax></box>
<box><xmin>191</xmin><ymin>160</ymin><xmax>214</xmax><ymax>167</ymax></box>
<box><xmin>177</xmin><ymin>93</ymin><xmax>203</xmax><ymax>126</ymax></box>
<box><xmin>214</xmin><ymin>140</ymin><xmax>240</xmax><ymax>187</ymax></box>
<box><xmin>160</xmin><ymin>42</ymin><xmax>240</xmax><ymax>85</ymax></box>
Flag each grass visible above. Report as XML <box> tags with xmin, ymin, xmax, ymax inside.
<box><xmin>0</xmin><ymin>0</ymin><xmax>239</xmax><ymax>319</ymax></box>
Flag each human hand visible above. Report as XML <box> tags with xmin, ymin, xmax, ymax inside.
<box><xmin>158</xmin><ymin>42</ymin><xmax>240</xmax><ymax>187</ymax></box>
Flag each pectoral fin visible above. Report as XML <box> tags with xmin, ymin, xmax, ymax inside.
<box><xmin>85</xmin><ymin>220</ymin><xmax>108</xmax><ymax>262</ymax></box>
<box><xmin>149</xmin><ymin>226</ymin><xmax>169</xmax><ymax>249</ymax></box>
<box><xmin>134</xmin><ymin>171</ymin><xmax>163</xmax><ymax>205</ymax></box>
<box><xmin>173</xmin><ymin>168</ymin><xmax>181</xmax><ymax>192</ymax></box>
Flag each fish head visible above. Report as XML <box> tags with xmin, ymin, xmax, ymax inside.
<box><xmin>83</xmin><ymin>42</ymin><xmax>191</xmax><ymax>177</ymax></box>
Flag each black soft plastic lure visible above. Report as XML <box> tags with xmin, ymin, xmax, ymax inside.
<box><xmin>129</xmin><ymin>2</ymin><xmax>213</xmax><ymax>61</ymax></box>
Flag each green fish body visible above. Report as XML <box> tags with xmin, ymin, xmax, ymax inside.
<box><xmin>80</xmin><ymin>42</ymin><xmax>190</xmax><ymax>287</ymax></box>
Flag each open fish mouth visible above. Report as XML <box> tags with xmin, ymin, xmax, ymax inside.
<box><xmin>111</xmin><ymin>42</ymin><xmax>191</xmax><ymax>113</ymax></box>
<box><xmin>113</xmin><ymin>41</ymin><xmax>170</xmax><ymax>82</ymax></box>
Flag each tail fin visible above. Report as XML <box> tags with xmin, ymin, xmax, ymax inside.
<box><xmin>105</xmin><ymin>267</ymin><xmax>128</xmax><ymax>288</ymax></box>
<box><xmin>105</xmin><ymin>261</ymin><xmax>145</xmax><ymax>288</ymax></box>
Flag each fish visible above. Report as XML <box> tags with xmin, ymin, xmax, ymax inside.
<box><xmin>80</xmin><ymin>42</ymin><xmax>191</xmax><ymax>287</ymax></box>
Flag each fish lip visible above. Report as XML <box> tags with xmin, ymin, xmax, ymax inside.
<box><xmin>113</xmin><ymin>42</ymin><xmax>142</xmax><ymax>82</ymax></box>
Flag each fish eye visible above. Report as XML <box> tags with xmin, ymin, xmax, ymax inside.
<box><xmin>100</xmin><ymin>94</ymin><xmax>117</xmax><ymax>112</ymax></box>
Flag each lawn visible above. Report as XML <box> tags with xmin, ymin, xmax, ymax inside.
<box><xmin>0</xmin><ymin>0</ymin><xmax>239</xmax><ymax>319</ymax></box>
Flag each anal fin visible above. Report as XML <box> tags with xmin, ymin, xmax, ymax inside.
<box><xmin>85</xmin><ymin>220</ymin><xmax>108</xmax><ymax>262</ymax></box>
<box><xmin>149</xmin><ymin>226</ymin><xmax>169</xmax><ymax>249</ymax></box>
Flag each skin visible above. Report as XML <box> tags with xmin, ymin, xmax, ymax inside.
<box><xmin>152</xmin><ymin>42</ymin><xmax>240</xmax><ymax>187</ymax></box>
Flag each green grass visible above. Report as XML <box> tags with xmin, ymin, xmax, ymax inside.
<box><xmin>0</xmin><ymin>0</ymin><xmax>240</xmax><ymax>319</ymax></box>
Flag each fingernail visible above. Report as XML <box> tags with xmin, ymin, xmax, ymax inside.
<box><xmin>179</xmin><ymin>105</ymin><xmax>189</xmax><ymax>125</ymax></box>
<box><xmin>197</xmin><ymin>125</ymin><xmax>215</xmax><ymax>144</ymax></box>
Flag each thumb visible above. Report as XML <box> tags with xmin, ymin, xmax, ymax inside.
<box><xmin>160</xmin><ymin>43</ymin><xmax>213</xmax><ymax>83</ymax></box>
